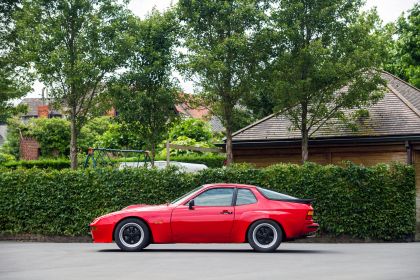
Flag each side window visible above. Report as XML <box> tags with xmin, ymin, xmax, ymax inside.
<box><xmin>193</xmin><ymin>188</ymin><xmax>234</xmax><ymax>206</ymax></box>
<box><xmin>236</xmin><ymin>189</ymin><xmax>257</xmax><ymax>206</ymax></box>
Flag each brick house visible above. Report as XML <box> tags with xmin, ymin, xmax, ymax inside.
<box><xmin>18</xmin><ymin>98</ymin><xmax>63</xmax><ymax>160</ymax></box>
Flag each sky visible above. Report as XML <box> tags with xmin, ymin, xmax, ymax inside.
<box><xmin>28</xmin><ymin>0</ymin><xmax>419</xmax><ymax>98</ymax></box>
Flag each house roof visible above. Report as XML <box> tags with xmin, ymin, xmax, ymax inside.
<box><xmin>176</xmin><ymin>94</ymin><xmax>225</xmax><ymax>133</ymax></box>
<box><xmin>19</xmin><ymin>98</ymin><xmax>62</xmax><ymax>117</ymax></box>
<box><xmin>175</xmin><ymin>103</ymin><xmax>210</xmax><ymax>119</ymax></box>
<box><xmin>231</xmin><ymin>71</ymin><xmax>420</xmax><ymax>143</ymax></box>
<box><xmin>382</xmin><ymin>72</ymin><xmax>420</xmax><ymax>113</ymax></box>
<box><xmin>208</xmin><ymin>115</ymin><xmax>224</xmax><ymax>133</ymax></box>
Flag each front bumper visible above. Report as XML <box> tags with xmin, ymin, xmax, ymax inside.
<box><xmin>89</xmin><ymin>222</ymin><xmax>115</xmax><ymax>243</ymax></box>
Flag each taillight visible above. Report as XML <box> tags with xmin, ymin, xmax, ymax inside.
<box><xmin>306</xmin><ymin>210</ymin><xmax>314</xmax><ymax>220</ymax></box>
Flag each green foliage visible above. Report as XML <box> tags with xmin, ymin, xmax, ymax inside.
<box><xmin>3</xmin><ymin>116</ymin><xmax>140</xmax><ymax>158</ymax></box>
<box><xmin>0</xmin><ymin>154</ymin><xmax>226</xmax><ymax>169</ymax></box>
<box><xmin>29</xmin><ymin>118</ymin><xmax>70</xmax><ymax>157</ymax></box>
<box><xmin>161</xmin><ymin>136</ymin><xmax>216</xmax><ymax>157</ymax></box>
<box><xmin>79</xmin><ymin>117</ymin><xmax>115</xmax><ymax>151</ymax></box>
<box><xmin>165</xmin><ymin>118</ymin><xmax>218</xmax><ymax>156</ymax></box>
<box><xmin>156</xmin><ymin>153</ymin><xmax>225</xmax><ymax>168</ymax></box>
<box><xmin>15</xmin><ymin>0</ymin><xmax>136</xmax><ymax>168</ymax></box>
<box><xmin>0</xmin><ymin>162</ymin><xmax>414</xmax><ymax>240</ymax></box>
<box><xmin>385</xmin><ymin>4</ymin><xmax>420</xmax><ymax>88</ymax></box>
<box><xmin>1</xmin><ymin>158</ymin><xmax>70</xmax><ymax>169</ymax></box>
<box><xmin>4</xmin><ymin>117</ymin><xmax>70</xmax><ymax>158</ymax></box>
<box><xmin>169</xmin><ymin>118</ymin><xmax>213</xmax><ymax>142</ymax></box>
<box><xmin>110</xmin><ymin>10</ymin><xmax>179</xmax><ymax>162</ymax></box>
<box><xmin>2</xmin><ymin>116</ymin><xmax>26</xmax><ymax>157</ymax></box>
<box><xmin>267</xmin><ymin>0</ymin><xmax>387</xmax><ymax>161</ymax></box>
<box><xmin>0</xmin><ymin>1</ymin><xmax>31</xmax><ymax>123</ymax></box>
<box><xmin>177</xmin><ymin>0</ymin><xmax>266</xmax><ymax>164</ymax></box>
<box><xmin>0</xmin><ymin>152</ymin><xmax>15</xmax><ymax>164</ymax></box>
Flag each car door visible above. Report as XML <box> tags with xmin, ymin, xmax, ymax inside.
<box><xmin>171</xmin><ymin>187</ymin><xmax>235</xmax><ymax>243</ymax></box>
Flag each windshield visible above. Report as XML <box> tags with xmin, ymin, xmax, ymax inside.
<box><xmin>257</xmin><ymin>187</ymin><xmax>297</xmax><ymax>200</ymax></box>
<box><xmin>170</xmin><ymin>186</ymin><xmax>203</xmax><ymax>204</ymax></box>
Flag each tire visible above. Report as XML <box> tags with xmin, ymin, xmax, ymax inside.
<box><xmin>247</xmin><ymin>219</ymin><xmax>282</xmax><ymax>252</ymax></box>
<box><xmin>114</xmin><ymin>218</ymin><xmax>151</xmax><ymax>252</ymax></box>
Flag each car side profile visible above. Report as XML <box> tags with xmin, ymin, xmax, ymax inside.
<box><xmin>90</xmin><ymin>183</ymin><xmax>319</xmax><ymax>252</ymax></box>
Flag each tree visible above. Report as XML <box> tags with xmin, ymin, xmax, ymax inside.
<box><xmin>29</xmin><ymin>118</ymin><xmax>71</xmax><ymax>157</ymax></box>
<box><xmin>385</xmin><ymin>4</ymin><xmax>419</xmax><ymax>88</ymax></box>
<box><xmin>177</xmin><ymin>0</ymin><xmax>266</xmax><ymax>165</ymax></box>
<box><xmin>169</xmin><ymin>118</ymin><xmax>213</xmax><ymax>142</ymax></box>
<box><xmin>0</xmin><ymin>0</ymin><xmax>31</xmax><ymax>122</ymax></box>
<box><xmin>269</xmin><ymin>0</ymin><xmax>386</xmax><ymax>162</ymax></box>
<box><xmin>110</xmin><ymin>10</ymin><xmax>179</xmax><ymax>166</ymax></box>
<box><xmin>16</xmin><ymin>0</ymin><xmax>135</xmax><ymax>168</ymax></box>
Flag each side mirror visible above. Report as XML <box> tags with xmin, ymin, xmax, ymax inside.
<box><xmin>188</xmin><ymin>199</ymin><xmax>195</xmax><ymax>210</ymax></box>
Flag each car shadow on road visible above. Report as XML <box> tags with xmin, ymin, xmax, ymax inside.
<box><xmin>97</xmin><ymin>248</ymin><xmax>334</xmax><ymax>254</ymax></box>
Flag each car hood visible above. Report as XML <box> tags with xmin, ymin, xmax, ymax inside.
<box><xmin>120</xmin><ymin>204</ymin><xmax>171</xmax><ymax>213</ymax></box>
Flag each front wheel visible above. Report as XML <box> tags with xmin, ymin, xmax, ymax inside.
<box><xmin>247</xmin><ymin>220</ymin><xmax>282</xmax><ymax>252</ymax></box>
<box><xmin>114</xmin><ymin>218</ymin><xmax>150</xmax><ymax>252</ymax></box>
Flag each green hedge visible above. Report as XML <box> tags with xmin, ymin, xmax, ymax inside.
<box><xmin>155</xmin><ymin>154</ymin><xmax>225</xmax><ymax>168</ymax></box>
<box><xmin>1</xmin><ymin>158</ymin><xmax>71</xmax><ymax>170</ymax></box>
<box><xmin>0</xmin><ymin>154</ymin><xmax>225</xmax><ymax>170</ymax></box>
<box><xmin>0</xmin><ymin>162</ymin><xmax>415</xmax><ymax>240</ymax></box>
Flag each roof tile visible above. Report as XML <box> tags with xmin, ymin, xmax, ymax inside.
<box><xmin>233</xmin><ymin>72</ymin><xmax>420</xmax><ymax>141</ymax></box>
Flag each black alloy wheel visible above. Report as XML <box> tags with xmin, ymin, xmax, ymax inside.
<box><xmin>114</xmin><ymin>218</ymin><xmax>150</xmax><ymax>252</ymax></box>
<box><xmin>247</xmin><ymin>219</ymin><xmax>282</xmax><ymax>252</ymax></box>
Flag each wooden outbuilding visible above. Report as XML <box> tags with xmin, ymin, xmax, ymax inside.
<box><xmin>223</xmin><ymin>71</ymin><xmax>420</xmax><ymax>240</ymax></box>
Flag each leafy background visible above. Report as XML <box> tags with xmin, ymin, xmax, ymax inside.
<box><xmin>0</xmin><ymin>162</ymin><xmax>415</xmax><ymax>240</ymax></box>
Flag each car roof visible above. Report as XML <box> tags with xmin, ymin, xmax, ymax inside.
<box><xmin>202</xmin><ymin>183</ymin><xmax>257</xmax><ymax>189</ymax></box>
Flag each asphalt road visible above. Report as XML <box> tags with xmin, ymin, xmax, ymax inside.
<box><xmin>0</xmin><ymin>242</ymin><xmax>419</xmax><ymax>280</ymax></box>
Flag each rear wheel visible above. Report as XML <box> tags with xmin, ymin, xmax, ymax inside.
<box><xmin>114</xmin><ymin>218</ymin><xmax>150</xmax><ymax>252</ymax></box>
<box><xmin>247</xmin><ymin>220</ymin><xmax>282</xmax><ymax>252</ymax></box>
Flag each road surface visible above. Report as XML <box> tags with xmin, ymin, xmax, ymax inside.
<box><xmin>0</xmin><ymin>242</ymin><xmax>419</xmax><ymax>280</ymax></box>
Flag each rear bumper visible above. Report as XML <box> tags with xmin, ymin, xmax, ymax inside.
<box><xmin>301</xmin><ymin>222</ymin><xmax>319</xmax><ymax>238</ymax></box>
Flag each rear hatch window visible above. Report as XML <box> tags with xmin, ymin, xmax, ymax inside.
<box><xmin>257</xmin><ymin>187</ymin><xmax>313</xmax><ymax>204</ymax></box>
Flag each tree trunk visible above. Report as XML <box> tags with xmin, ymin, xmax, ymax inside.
<box><xmin>225</xmin><ymin>126</ymin><xmax>233</xmax><ymax>165</ymax></box>
<box><xmin>301</xmin><ymin>129</ymin><xmax>309</xmax><ymax>163</ymax></box>
<box><xmin>150</xmin><ymin>143</ymin><xmax>155</xmax><ymax>167</ymax></box>
<box><xmin>70</xmin><ymin>116</ymin><xmax>78</xmax><ymax>169</ymax></box>
<box><xmin>301</xmin><ymin>102</ymin><xmax>309</xmax><ymax>163</ymax></box>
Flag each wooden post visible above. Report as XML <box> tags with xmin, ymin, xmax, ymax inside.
<box><xmin>166</xmin><ymin>140</ymin><xmax>170</xmax><ymax>167</ymax></box>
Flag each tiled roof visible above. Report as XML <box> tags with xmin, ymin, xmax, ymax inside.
<box><xmin>19</xmin><ymin>98</ymin><xmax>44</xmax><ymax>116</ymax></box>
<box><xmin>19</xmin><ymin>98</ymin><xmax>61</xmax><ymax>117</ymax></box>
<box><xmin>175</xmin><ymin>103</ymin><xmax>210</xmax><ymax>119</ymax></box>
<box><xmin>208</xmin><ymin>116</ymin><xmax>224</xmax><ymax>133</ymax></box>
<box><xmin>382</xmin><ymin>72</ymin><xmax>420</xmax><ymax>112</ymax></box>
<box><xmin>232</xmin><ymin>71</ymin><xmax>420</xmax><ymax>142</ymax></box>
<box><xmin>176</xmin><ymin>94</ymin><xmax>226</xmax><ymax>133</ymax></box>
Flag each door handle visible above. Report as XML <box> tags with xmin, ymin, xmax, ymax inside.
<box><xmin>220</xmin><ymin>210</ymin><xmax>233</xmax><ymax>215</ymax></box>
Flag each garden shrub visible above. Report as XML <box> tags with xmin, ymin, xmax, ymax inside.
<box><xmin>155</xmin><ymin>153</ymin><xmax>225</xmax><ymax>168</ymax></box>
<box><xmin>0</xmin><ymin>154</ymin><xmax>226</xmax><ymax>169</ymax></box>
<box><xmin>0</xmin><ymin>152</ymin><xmax>14</xmax><ymax>164</ymax></box>
<box><xmin>0</xmin><ymin>162</ymin><xmax>415</xmax><ymax>240</ymax></box>
<box><xmin>2</xmin><ymin>158</ymin><xmax>70</xmax><ymax>169</ymax></box>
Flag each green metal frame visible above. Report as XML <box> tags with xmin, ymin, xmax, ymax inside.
<box><xmin>83</xmin><ymin>148</ymin><xmax>151</xmax><ymax>169</ymax></box>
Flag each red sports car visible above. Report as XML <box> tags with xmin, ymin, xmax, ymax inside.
<box><xmin>90</xmin><ymin>183</ymin><xmax>319</xmax><ymax>252</ymax></box>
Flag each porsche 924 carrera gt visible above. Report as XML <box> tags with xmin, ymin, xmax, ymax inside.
<box><xmin>90</xmin><ymin>183</ymin><xmax>319</xmax><ymax>252</ymax></box>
